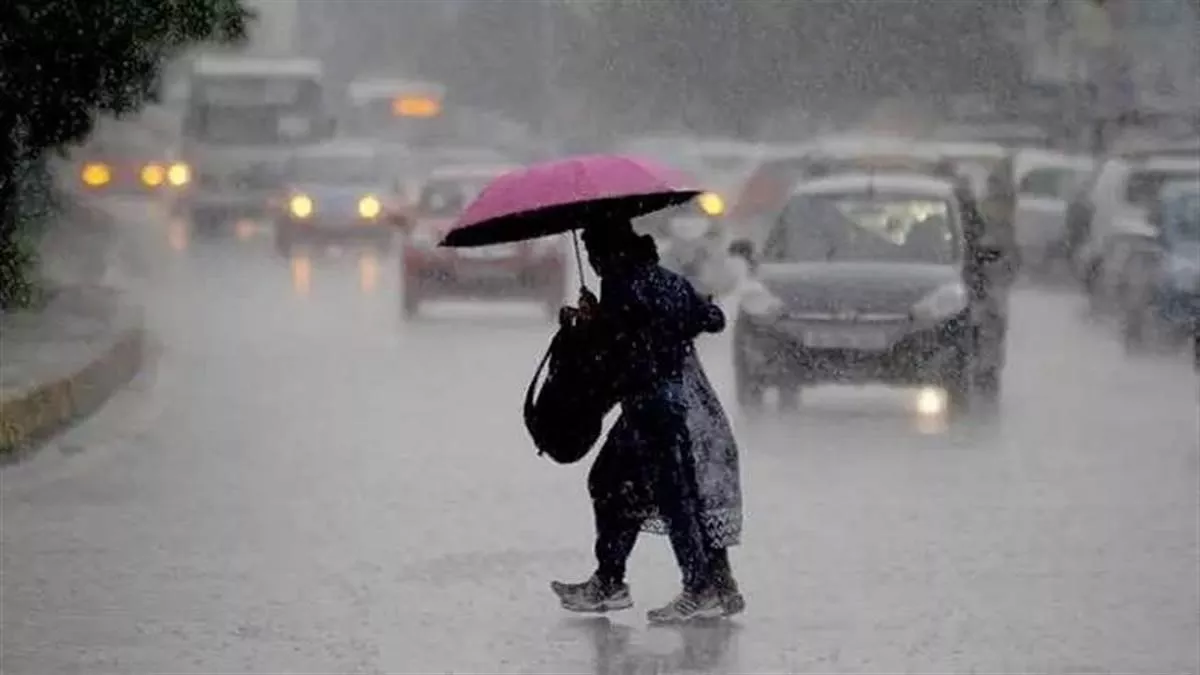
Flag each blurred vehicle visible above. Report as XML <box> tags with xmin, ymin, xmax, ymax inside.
<box><xmin>65</xmin><ymin>108</ymin><xmax>188</xmax><ymax>200</ymax></box>
<box><xmin>634</xmin><ymin>191</ymin><xmax>740</xmax><ymax>298</ymax></box>
<box><xmin>728</xmin><ymin>171</ymin><xmax>1009</xmax><ymax>414</ymax></box>
<box><xmin>1114</xmin><ymin>180</ymin><xmax>1200</xmax><ymax>356</ymax></box>
<box><xmin>728</xmin><ymin>144</ymin><xmax>816</xmax><ymax>239</ymax></box>
<box><xmin>400</xmin><ymin>165</ymin><xmax>565</xmax><ymax>317</ymax></box>
<box><xmin>1011</xmin><ymin>150</ymin><xmax>1096</xmax><ymax>273</ymax></box>
<box><xmin>176</xmin><ymin>54</ymin><xmax>334</xmax><ymax>235</ymax></box>
<box><xmin>341</xmin><ymin>77</ymin><xmax>538</xmax><ymax>167</ymax></box>
<box><xmin>272</xmin><ymin>141</ymin><xmax>398</xmax><ymax>256</ymax></box>
<box><xmin>342</xmin><ymin>77</ymin><xmax>448</xmax><ymax>151</ymax></box>
<box><xmin>1068</xmin><ymin>153</ymin><xmax>1200</xmax><ymax>310</ymax></box>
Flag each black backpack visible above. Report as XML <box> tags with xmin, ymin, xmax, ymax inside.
<box><xmin>523</xmin><ymin>325</ymin><xmax>615</xmax><ymax>464</ymax></box>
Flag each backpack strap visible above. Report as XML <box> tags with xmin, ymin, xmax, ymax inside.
<box><xmin>524</xmin><ymin>331</ymin><xmax>561</xmax><ymax>455</ymax></box>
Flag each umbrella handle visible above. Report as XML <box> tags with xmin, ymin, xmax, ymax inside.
<box><xmin>571</xmin><ymin>229</ymin><xmax>590</xmax><ymax>295</ymax></box>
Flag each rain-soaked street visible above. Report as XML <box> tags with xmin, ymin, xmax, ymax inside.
<box><xmin>2</xmin><ymin>199</ymin><xmax>1198</xmax><ymax>674</ymax></box>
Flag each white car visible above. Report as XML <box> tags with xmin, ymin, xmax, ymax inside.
<box><xmin>1011</xmin><ymin>149</ymin><xmax>1095</xmax><ymax>271</ymax></box>
<box><xmin>1071</xmin><ymin>154</ymin><xmax>1200</xmax><ymax>306</ymax></box>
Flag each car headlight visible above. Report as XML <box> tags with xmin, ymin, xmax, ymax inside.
<box><xmin>289</xmin><ymin>194</ymin><xmax>314</xmax><ymax>219</ymax></box>
<box><xmin>81</xmin><ymin>162</ymin><xmax>111</xmax><ymax>187</ymax></box>
<box><xmin>697</xmin><ymin>192</ymin><xmax>725</xmax><ymax>216</ymax></box>
<box><xmin>739</xmin><ymin>280</ymin><xmax>783</xmax><ymax>319</ymax></box>
<box><xmin>358</xmin><ymin>195</ymin><xmax>382</xmax><ymax>220</ymax></box>
<box><xmin>140</xmin><ymin>163</ymin><xmax>166</xmax><ymax>187</ymax></box>
<box><xmin>911</xmin><ymin>282</ymin><xmax>968</xmax><ymax>322</ymax></box>
<box><xmin>167</xmin><ymin>162</ymin><xmax>190</xmax><ymax>186</ymax></box>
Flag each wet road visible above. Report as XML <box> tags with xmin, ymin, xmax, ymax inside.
<box><xmin>3</xmin><ymin>199</ymin><xmax>1198</xmax><ymax>674</ymax></box>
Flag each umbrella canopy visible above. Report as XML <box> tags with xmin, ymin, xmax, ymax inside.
<box><xmin>439</xmin><ymin>154</ymin><xmax>700</xmax><ymax>248</ymax></box>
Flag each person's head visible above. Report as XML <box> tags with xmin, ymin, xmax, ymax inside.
<box><xmin>581</xmin><ymin>219</ymin><xmax>654</xmax><ymax>277</ymax></box>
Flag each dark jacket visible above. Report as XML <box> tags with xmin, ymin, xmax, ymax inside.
<box><xmin>584</xmin><ymin>245</ymin><xmax>743</xmax><ymax>548</ymax></box>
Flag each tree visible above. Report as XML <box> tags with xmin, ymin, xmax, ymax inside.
<box><xmin>0</xmin><ymin>0</ymin><xmax>250</xmax><ymax>309</ymax></box>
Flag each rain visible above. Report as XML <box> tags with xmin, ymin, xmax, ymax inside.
<box><xmin>1</xmin><ymin>0</ymin><xmax>1198</xmax><ymax>673</ymax></box>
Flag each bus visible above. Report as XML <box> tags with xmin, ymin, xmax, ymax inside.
<box><xmin>176</xmin><ymin>54</ymin><xmax>333</xmax><ymax>233</ymax></box>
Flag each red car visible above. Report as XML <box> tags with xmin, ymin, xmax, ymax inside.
<box><xmin>400</xmin><ymin>165</ymin><xmax>567</xmax><ymax>317</ymax></box>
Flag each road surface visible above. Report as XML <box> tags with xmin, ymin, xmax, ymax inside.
<box><xmin>3</xmin><ymin>199</ymin><xmax>1198</xmax><ymax>674</ymax></box>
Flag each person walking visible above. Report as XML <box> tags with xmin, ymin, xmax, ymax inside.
<box><xmin>551</xmin><ymin>220</ymin><xmax>744</xmax><ymax>624</ymax></box>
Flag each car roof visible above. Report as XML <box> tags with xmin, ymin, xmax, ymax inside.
<box><xmin>791</xmin><ymin>171</ymin><xmax>957</xmax><ymax>199</ymax></box>
<box><xmin>192</xmin><ymin>55</ymin><xmax>322</xmax><ymax>78</ymax></box>
<box><xmin>426</xmin><ymin>164</ymin><xmax>518</xmax><ymax>181</ymax></box>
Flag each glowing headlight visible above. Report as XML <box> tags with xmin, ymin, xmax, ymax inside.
<box><xmin>81</xmin><ymin>163</ymin><xmax>111</xmax><ymax>187</ymax></box>
<box><xmin>140</xmin><ymin>163</ymin><xmax>166</xmax><ymax>187</ymax></box>
<box><xmin>697</xmin><ymin>192</ymin><xmax>725</xmax><ymax>217</ymax></box>
<box><xmin>911</xmin><ymin>282</ymin><xmax>968</xmax><ymax>322</ymax></box>
<box><xmin>358</xmin><ymin>195</ymin><xmax>382</xmax><ymax>220</ymax></box>
<box><xmin>739</xmin><ymin>280</ymin><xmax>783</xmax><ymax>319</ymax></box>
<box><xmin>167</xmin><ymin>162</ymin><xmax>190</xmax><ymax>186</ymax></box>
<box><xmin>289</xmin><ymin>194</ymin><xmax>314</xmax><ymax>219</ymax></box>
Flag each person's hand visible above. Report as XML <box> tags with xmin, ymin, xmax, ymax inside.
<box><xmin>578</xmin><ymin>288</ymin><xmax>598</xmax><ymax>317</ymax></box>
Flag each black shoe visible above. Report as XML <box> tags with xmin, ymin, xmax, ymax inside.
<box><xmin>551</xmin><ymin>575</ymin><xmax>633</xmax><ymax>613</ymax></box>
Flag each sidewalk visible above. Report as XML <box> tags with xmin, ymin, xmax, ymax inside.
<box><xmin>0</xmin><ymin>285</ymin><xmax>145</xmax><ymax>458</ymax></box>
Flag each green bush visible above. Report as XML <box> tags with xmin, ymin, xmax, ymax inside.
<box><xmin>0</xmin><ymin>0</ymin><xmax>251</xmax><ymax>309</ymax></box>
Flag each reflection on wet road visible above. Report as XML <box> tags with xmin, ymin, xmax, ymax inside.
<box><xmin>2</xmin><ymin>199</ymin><xmax>1197</xmax><ymax>673</ymax></box>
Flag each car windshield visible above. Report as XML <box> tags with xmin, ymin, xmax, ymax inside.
<box><xmin>185</xmin><ymin>76</ymin><xmax>322</xmax><ymax>145</ymax></box>
<box><xmin>288</xmin><ymin>155</ymin><xmax>381</xmax><ymax>185</ymax></box>
<box><xmin>1019</xmin><ymin>167</ymin><xmax>1090</xmax><ymax>199</ymax></box>
<box><xmin>764</xmin><ymin>193</ymin><xmax>960</xmax><ymax>264</ymax></box>
<box><xmin>418</xmin><ymin>178</ymin><xmax>489</xmax><ymax>216</ymax></box>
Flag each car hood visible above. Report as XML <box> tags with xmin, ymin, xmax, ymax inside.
<box><xmin>757</xmin><ymin>262</ymin><xmax>960</xmax><ymax>315</ymax></box>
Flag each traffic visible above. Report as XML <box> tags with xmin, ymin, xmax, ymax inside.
<box><xmin>94</xmin><ymin>48</ymin><xmax>1198</xmax><ymax>395</ymax></box>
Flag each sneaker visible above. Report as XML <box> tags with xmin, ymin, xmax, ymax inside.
<box><xmin>552</xmin><ymin>576</ymin><xmax>633</xmax><ymax>613</ymax></box>
<box><xmin>719</xmin><ymin>590</ymin><xmax>746</xmax><ymax>617</ymax></box>
<box><xmin>646</xmin><ymin>590</ymin><xmax>723</xmax><ymax>624</ymax></box>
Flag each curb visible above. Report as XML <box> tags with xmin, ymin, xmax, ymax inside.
<box><xmin>0</xmin><ymin>323</ymin><xmax>146</xmax><ymax>457</ymax></box>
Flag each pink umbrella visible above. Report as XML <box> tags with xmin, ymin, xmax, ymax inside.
<box><xmin>439</xmin><ymin>154</ymin><xmax>700</xmax><ymax>248</ymax></box>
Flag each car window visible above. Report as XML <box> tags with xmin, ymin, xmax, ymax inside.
<box><xmin>288</xmin><ymin>155</ymin><xmax>381</xmax><ymax>185</ymax></box>
<box><xmin>418</xmin><ymin>178</ymin><xmax>487</xmax><ymax>216</ymax></box>
<box><xmin>1019</xmin><ymin>167</ymin><xmax>1083</xmax><ymax>199</ymax></box>
<box><xmin>763</xmin><ymin>193</ymin><xmax>960</xmax><ymax>265</ymax></box>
